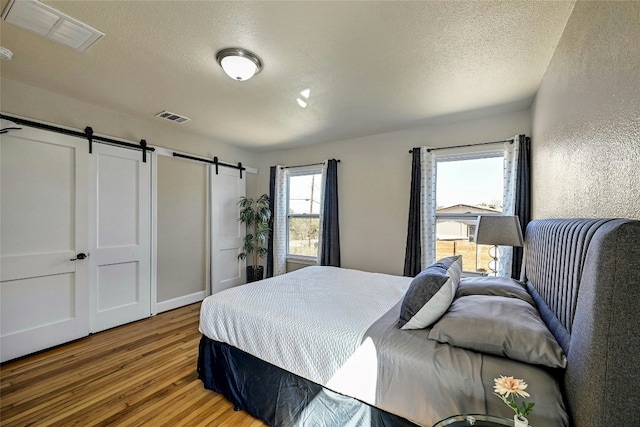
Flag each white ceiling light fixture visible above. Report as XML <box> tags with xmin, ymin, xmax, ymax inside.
<box><xmin>216</xmin><ymin>48</ymin><xmax>262</xmax><ymax>81</ymax></box>
<box><xmin>2</xmin><ymin>0</ymin><xmax>104</xmax><ymax>52</ymax></box>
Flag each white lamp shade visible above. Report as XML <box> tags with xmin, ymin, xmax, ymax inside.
<box><xmin>475</xmin><ymin>215</ymin><xmax>524</xmax><ymax>247</ymax></box>
<box><xmin>220</xmin><ymin>55</ymin><xmax>258</xmax><ymax>81</ymax></box>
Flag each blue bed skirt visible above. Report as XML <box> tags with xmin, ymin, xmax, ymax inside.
<box><xmin>197</xmin><ymin>335</ymin><xmax>418</xmax><ymax>427</ymax></box>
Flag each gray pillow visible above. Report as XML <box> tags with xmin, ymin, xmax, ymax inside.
<box><xmin>428</xmin><ymin>295</ymin><xmax>567</xmax><ymax>368</ymax></box>
<box><xmin>398</xmin><ymin>256</ymin><xmax>462</xmax><ymax>330</ymax></box>
<box><xmin>457</xmin><ymin>276</ymin><xmax>535</xmax><ymax>306</ymax></box>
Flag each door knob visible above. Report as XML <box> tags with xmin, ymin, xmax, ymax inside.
<box><xmin>70</xmin><ymin>253</ymin><xmax>88</xmax><ymax>261</ymax></box>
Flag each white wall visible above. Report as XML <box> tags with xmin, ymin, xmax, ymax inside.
<box><xmin>257</xmin><ymin>109</ymin><xmax>530</xmax><ymax>275</ymax></box>
<box><xmin>531</xmin><ymin>1</ymin><xmax>640</xmax><ymax>220</ymax></box>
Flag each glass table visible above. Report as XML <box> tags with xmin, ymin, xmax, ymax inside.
<box><xmin>433</xmin><ymin>414</ymin><xmax>523</xmax><ymax>427</ymax></box>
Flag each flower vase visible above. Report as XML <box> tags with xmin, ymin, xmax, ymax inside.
<box><xmin>513</xmin><ymin>415</ymin><xmax>528</xmax><ymax>427</ymax></box>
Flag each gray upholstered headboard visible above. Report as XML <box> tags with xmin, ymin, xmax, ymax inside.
<box><xmin>521</xmin><ymin>219</ymin><xmax>640</xmax><ymax>427</ymax></box>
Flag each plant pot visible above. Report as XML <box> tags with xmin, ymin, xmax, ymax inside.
<box><xmin>513</xmin><ymin>415</ymin><xmax>528</xmax><ymax>427</ymax></box>
<box><xmin>246</xmin><ymin>266</ymin><xmax>264</xmax><ymax>283</ymax></box>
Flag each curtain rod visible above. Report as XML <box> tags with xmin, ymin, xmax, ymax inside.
<box><xmin>282</xmin><ymin>159</ymin><xmax>340</xmax><ymax>169</ymax></box>
<box><xmin>408</xmin><ymin>138</ymin><xmax>514</xmax><ymax>154</ymax></box>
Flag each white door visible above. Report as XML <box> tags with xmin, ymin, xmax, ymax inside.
<box><xmin>89</xmin><ymin>143</ymin><xmax>151</xmax><ymax>332</ymax></box>
<box><xmin>210</xmin><ymin>166</ymin><xmax>246</xmax><ymax>293</ymax></box>
<box><xmin>0</xmin><ymin>127</ymin><xmax>89</xmax><ymax>362</ymax></box>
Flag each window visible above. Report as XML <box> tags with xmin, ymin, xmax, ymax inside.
<box><xmin>287</xmin><ymin>170</ymin><xmax>322</xmax><ymax>258</ymax></box>
<box><xmin>435</xmin><ymin>152</ymin><xmax>503</xmax><ymax>274</ymax></box>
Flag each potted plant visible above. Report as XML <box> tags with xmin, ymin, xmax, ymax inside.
<box><xmin>237</xmin><ymin>194</ymin><xmax>271</xmax><ymax>282</ymax></box>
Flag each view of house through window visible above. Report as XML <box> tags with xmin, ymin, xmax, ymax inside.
<box><xmin>287</xmin><ymin>171</ymin><xmax>322</xmax><ymax>257</ymax></box>
<box><xmin>435</xmin><ymin>153</ymin><xmax>503</xmax><ymax>273</ymax></box>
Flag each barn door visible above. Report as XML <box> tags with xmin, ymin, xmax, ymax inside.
<box><xmin>89</xmin><ymin>143</ymin><xmax>151</xmax><ymax>332</ymax></box>
<box><xmin>0</xmin><ymin>127</ymin><xmax>89</xmax><ymax>362</ymax></box>
<box><xmin>210</xmin><ymin>166</ymin><xmax>246</xmax><ymax>293</ymax></box>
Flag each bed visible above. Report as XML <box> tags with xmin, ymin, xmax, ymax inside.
<box><xmin>197</xmin><ymin>218</ymin><xmax>640</xmax><ymax>426</ymax></box>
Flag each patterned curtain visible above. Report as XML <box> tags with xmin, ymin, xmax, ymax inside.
<box><xmin>403</xmin><ymin>148</ymin><xmax>422</xmax><ymax>276</ymax></box>
<box><xmin>512</xmin><ymin>135</ymin><xmax>531</xmax><ymax>279</ymax></box>
<box><xmin>318</xmin><ymin>159</ymin><xmax>341</xmax><ymax>266</ymax></box>
<box><xmin>420</xmin><ymin>147</ymin><xmax>437</xmax><ymax>269</ymax></box>
<box><xmin>272</xmin><ymin>165</ymin><xmax>288</xmax><ymax>276</ymax></box>
<box><xmin>500</xmin><ymin>137</ymin><xmax>521</xmax><ymax>277</ymax></box>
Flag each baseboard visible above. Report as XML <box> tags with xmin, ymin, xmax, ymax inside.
<box><xmin>156</xmin><ymin>291</ymin><xmax>206</xmax><ymax>313</ymax></box>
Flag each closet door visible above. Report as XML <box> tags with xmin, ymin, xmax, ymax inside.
<box><xmin>210</xmin><ymin>166</ymin><xmax>246</xmax><ymax>293</ymax></box>
<box><xmin>89</xmin><ymin>143</ymin><xmax>151</xmax><ymax>332</ymax></box>
<box><xmin>0</xmin><ymin>127</ymin><xmax>89</xmax><ymax>362</ymax></box>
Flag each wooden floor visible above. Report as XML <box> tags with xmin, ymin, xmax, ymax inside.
<box><xmin>0</xmin><ymin>303</ymin><xmax>267</xmax><ymax>427</ymax></box>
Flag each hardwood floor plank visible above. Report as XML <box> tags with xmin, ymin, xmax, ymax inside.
<box><xmin>167</xmin><ymin>392</ymin><xmax>225</xmax><ymax>427</ymax></box>
<box><xmin>3</xmin><ymin>339</ymin><xmax>192</xmax><ymax>417</ymax></box>
<box><xmin>0</xmin><ymin>303</ymin><xmax>267</xmax><ymax>427</ymax></box>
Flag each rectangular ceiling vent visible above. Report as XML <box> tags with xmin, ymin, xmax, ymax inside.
<box><xmin>2</xmin><ymin>0</ymin><xmax>104</xmax><ymax>52</ymax></box>
<box><xmin>155</xmin><ymin>111</ymin><xmax>191</xmax><ymax>124</ymax></box>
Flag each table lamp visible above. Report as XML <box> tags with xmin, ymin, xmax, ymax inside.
<box><xmin>474</xmin><ymin>215</ymin><xmax>524</xmax><ymax>276</ymax></box>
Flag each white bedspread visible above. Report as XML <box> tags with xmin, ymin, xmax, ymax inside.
<box><xmin>199</xmin><ymin>266</ymin><xmax>411</xmax><ymax>385</ymax></box>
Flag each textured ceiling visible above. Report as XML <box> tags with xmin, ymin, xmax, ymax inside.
<box><xmin>0</xmin><ymin>1</ymin><xmax>575</xmax><ymax>151</ymax></box>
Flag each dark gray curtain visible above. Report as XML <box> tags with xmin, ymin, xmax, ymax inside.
<box><xmin>511</xmin><ymin>135</ymin><xmax>531</xmax><ymax>279</ymax></box>
<box><xmin>266</xmin><ymin>166</ymin><xmax>276</xmax><ymax>278</ymax></box>
<box><xmin>319</xmin><ymin>159</ymin><xmax>340</xmax><ymax>267</ymax></box>
<box><xmin>403</xmin><ymin>148</ymin><xmax>422</xmax><ymax>277</ymax></box>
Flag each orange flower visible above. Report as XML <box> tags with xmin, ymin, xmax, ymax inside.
<box><xmin>493</xmin><ymin>375</ymin><xmax>530</xmax><ymax>398</ymax></box>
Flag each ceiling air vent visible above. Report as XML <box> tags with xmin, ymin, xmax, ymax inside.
<box><xmin>155</xmin><ymin>111</ymin><xmax>191</xmax><ymax>124</ymax></box>
<box><xmin>2</xmin><ymin>0</ymin><xmax>104</xmax><ymax>52</ymax></box>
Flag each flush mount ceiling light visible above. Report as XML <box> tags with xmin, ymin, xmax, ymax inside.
<box><xmin>216</xmin><ymin>48</ymin><xmax>262</xmax><ymax>81</ymax></box>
